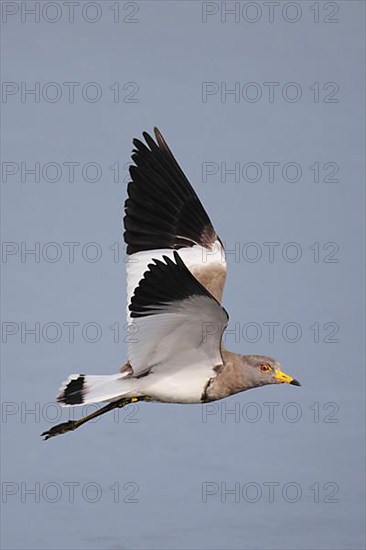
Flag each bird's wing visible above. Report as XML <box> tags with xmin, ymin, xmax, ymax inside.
<box><xmin>128</xmin><ymin>251</ymin><xmax>228</xmax><ymax>378</ymax></box>
<box><xmin>124</xmin><ymin>128</ymin><xmax>227</xmax><ymax>323</ymax></box>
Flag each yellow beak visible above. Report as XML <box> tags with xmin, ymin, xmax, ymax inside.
<box><xmin>274</xmin><ymin>368</ymin><xmax>301</xmax><ymax>386</ymax></box>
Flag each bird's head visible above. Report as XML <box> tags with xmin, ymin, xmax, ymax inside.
<box><xmin>241</xmin><ymin>355</ymin><xmax>301</xmax><ymax>389</ymax></box>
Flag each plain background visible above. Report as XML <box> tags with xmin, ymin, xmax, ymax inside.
<box><xmin>1</xmin><ymin>1</ymin><xmax>365</xmax><ymax>549</ymax></box>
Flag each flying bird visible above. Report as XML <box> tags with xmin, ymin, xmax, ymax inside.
<box><xmin>42</xmin><ymin>128</ymin><xmax>300</xmax><ymax>440</ymax></box>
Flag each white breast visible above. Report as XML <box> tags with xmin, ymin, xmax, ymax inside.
<box><xmin>137</xmin><ymin>362</ymin><xmax>215</xmax><ymax>404</ymax></box>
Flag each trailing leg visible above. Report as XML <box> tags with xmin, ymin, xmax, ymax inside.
<box><xmin>41</xmin><ymin>397</ymin><xmax>144</xmax><ymax>440</ymax></box>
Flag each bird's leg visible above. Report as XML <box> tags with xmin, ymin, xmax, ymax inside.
<box><xmin>41</xmin><ymin>397</ymin><xmax>144</xmax><ymax>440</ymax></box>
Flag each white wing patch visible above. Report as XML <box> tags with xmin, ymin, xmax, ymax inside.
<box><xmin>128</xmin><ymin>295</ymin><xmax>227</xmax><ymax>377</ymax></box>
<box><xmin>126</xmin><ymin>240</ymin><xmax>225</xmax><ymax>322</ymax></box>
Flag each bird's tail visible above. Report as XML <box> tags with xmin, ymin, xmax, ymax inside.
<box><xmin>56</xmin><ymin>373</ymin><xmax>134</xmax><ymax>406</ymax></box>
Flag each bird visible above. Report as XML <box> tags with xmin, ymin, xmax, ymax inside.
<box><xmin>42</xmin><ymin>128</ymin><xmax>300</xmax><ymax>440</ymax></box>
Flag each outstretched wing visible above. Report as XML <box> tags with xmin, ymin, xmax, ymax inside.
<box><xmin>124</xmin><ymin>128</ymin><xmax>227</xmax><ymax>321</ymax></box>
<box><xmin>128</xmin><ymin>251</ymin><xmax>228</xmax><ymax>378</ymax></box>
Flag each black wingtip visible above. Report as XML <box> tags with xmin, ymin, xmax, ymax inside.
<box><xmin>153</xmin><ymin>127</ymin><xmax>162</xmax><ymax>142</ymax></box>
<box><xmin>124</xmin><ymin>129</ymin><xmax>216</xmax><ymax>256</ymax></box>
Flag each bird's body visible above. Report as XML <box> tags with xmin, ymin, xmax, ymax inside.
<box><xmin>127</xmin><ymin>362</ymin><xmax>217</xmax><ymax>404</ymax></box>
<box><xmin>42</xmin><ymin>128</ymin><xmax>300</xmax><ymax>440</ymax></box>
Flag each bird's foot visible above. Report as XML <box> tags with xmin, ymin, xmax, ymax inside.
<box><xmin>41</xmin><ymin>397</ymin><xmax>150</xmax><ymax>441</ymax></box>
<box><xmin>41</xmin><ymin>420</ymin><xmax>77</xmax><ymax>440</ymax></box>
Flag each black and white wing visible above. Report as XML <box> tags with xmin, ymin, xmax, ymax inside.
<box><xmin>124</xmin><ymin>128</ymin><xmax>227</xmax><ymax>322</ymax></box>
<box><xmin>128</xmin><ymin>252</ymin><xmax>228</xmax><ymax>380</ymax></box>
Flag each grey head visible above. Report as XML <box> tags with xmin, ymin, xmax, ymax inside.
<box><xmin>205</xmin><ymin>352</ymin><xmax>301</xmax><ymax>401</ymax></box>
<box><xmin>240</xmin><ymin>355</ymin><xmax>301</xmax><ymax>389</ymax></box>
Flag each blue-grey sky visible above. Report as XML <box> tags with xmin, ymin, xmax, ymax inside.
<box><xmin>1</xmin><ymin>1</ymin><xmax>365</xmax><ymax>549</ymax></box>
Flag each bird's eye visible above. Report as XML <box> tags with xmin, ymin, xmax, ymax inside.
<box><xmin>260</xmin><ymin>364</ymin><xmax>271</xmax><ymax>372</ymax></box>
